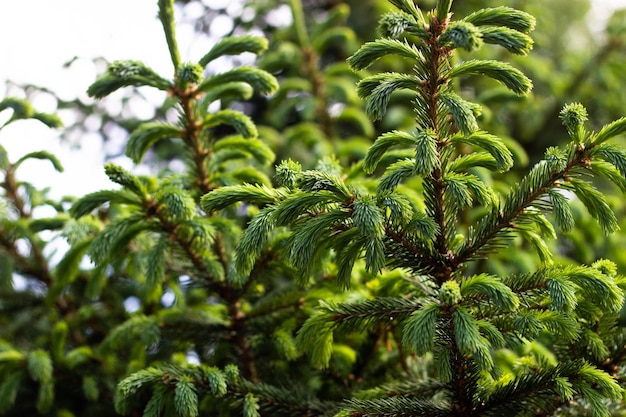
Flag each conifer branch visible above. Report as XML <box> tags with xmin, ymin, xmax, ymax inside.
<box><xmin>236</xmin><ymin>379</ymin><xmax>338</xmax><ymax>416</ymax></box>
<box><xmin>457</xmin><ymin>142</ymin><xmax>611</xmax><ymax>265</ymax></box>
<box><xmin>383</xmin><ymin>226</ymin><xmax>440</xmax><ymax>273</ymax></box>
<box><xmin>177</xmin><ymin>90</ymin><xmax>214</xmax><ymax>194</ymax></box>
<box><xmin>229</xmin><ymin>307</ymin><xmax>258</xmax><ymax>381</ymax></box>
<box><xmin>1</xmin><ymin>166</ymin><xmax>52</xmax><ymax>286</ymax></box>
<box><xmin>143</xmin><ymin>197</ymin><xmax>218</xmax><ymax>283</ymax></box>
<box><xmin>158</xmin><ymin>0</ymin><xmax>181</xmax><ymax>70</ymax></box>
<box><xmin>418</xmin><ymin>14</ymin><xmax>456</xmax><ymax>272</ymax></box>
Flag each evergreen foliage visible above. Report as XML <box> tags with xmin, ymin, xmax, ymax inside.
<box><xmin>2</xmin><ymin>1</ymin><xmax>626</xmax><ymax>416</ymax></box>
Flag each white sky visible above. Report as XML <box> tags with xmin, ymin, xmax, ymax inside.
<box><xmin>0</xmin><ymin>0</ymin><xmax>626</xmax><ymax>200</ymax></box>
<box><xmin>0</xmin><ymin>1</ymin><xmax>171</xmax><ymax>199</ymax></box>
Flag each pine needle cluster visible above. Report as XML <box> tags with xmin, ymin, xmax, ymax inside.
<box><xmin>2</xmin><ymin>0</ymin><xmax>626</xmax><ymax>416</ymax></box>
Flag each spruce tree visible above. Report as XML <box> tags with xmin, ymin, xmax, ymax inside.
<box><xmin>204</xmin><ymin>0</ymin><xmax>626</xmax><ymax>415</ymax></box>
<box><xmin>2</xmin><ymin>0</ymin><xmax>626</xmax><ymax>416</ymax></box>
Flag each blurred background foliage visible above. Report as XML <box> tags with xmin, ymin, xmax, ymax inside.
<box><xmin>2</xmin><ymin>0</ymin><xmax>626</xmax><ymax>415</ymax></box>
